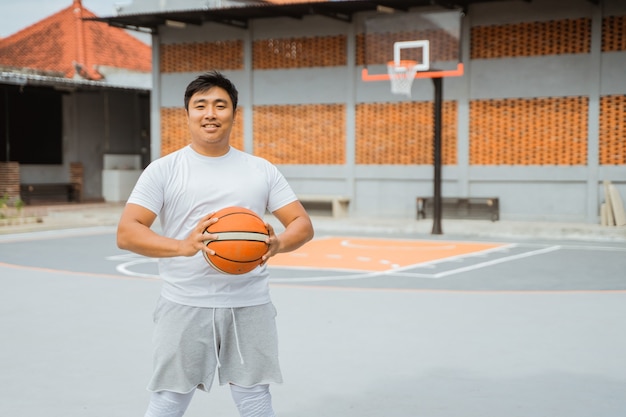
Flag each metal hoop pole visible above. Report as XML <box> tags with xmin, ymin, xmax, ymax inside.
<box><xmin>431</xmin><ymin>77</ymin><xmax>443</xmax><ymax>235</ymax></box>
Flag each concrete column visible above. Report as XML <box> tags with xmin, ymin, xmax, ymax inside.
<box><xmin>586</xmin><ymin>3</ymin><xmax>602</xmax><ymax>223</ymax></box>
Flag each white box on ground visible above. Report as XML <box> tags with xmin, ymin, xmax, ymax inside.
<box><xmin>102</xmin><ymin>154</ymin><xmax>142</xmax><ymax>202</ymax></box>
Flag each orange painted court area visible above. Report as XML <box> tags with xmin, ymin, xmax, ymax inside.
<box><xmin>270</xmin><ymin>237</ymin><xmax>505</xmax><ymax>272</ymax></box>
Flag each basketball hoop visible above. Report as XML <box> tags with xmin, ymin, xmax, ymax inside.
<box><xmin>387</xmin><ymin>60</ymin><xmax>420</xmax><ymax>97</ymax></box>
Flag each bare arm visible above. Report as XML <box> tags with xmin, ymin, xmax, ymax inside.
<box><xmin>262</xmin><ymin>200</ymin><xmax>314</xmax><ymax>263</ymax></box>
<box><xmin>117</xmin><ymin>203</ymin><xmax>216</xmax><ymax>258</ymax></box>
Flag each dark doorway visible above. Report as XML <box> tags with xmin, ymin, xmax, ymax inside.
<box><xmin>1</xmin><ymin>85</ymin><xmax>63</xmax><ymax>164</ymax></box>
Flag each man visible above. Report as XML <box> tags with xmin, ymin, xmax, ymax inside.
<box><xmin>117</xmin><ymin>71</ymin><xmax>314</xmax><ymax>417</ymax></box>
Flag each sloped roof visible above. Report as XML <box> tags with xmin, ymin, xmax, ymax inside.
<box><xmin>0</xmin><ymin>0</ymin><xmax>151</xmax><ymax>81</ymax></box>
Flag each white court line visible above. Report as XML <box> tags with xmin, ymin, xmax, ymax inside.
<box><xmin>111</xmin><ymin>244</ymin><xmax>561</xmax><ymax>283</ymax></box>
<box><xmin>276</xmin><ymin>243</ymin><xmax>517</xmax><ymax>279</ymax></box>
<box><xmin>559</xmin><ymin>244</ymin><xmax>626</xmax><ymax>252</ymax></box>
<box><xmin>115</xmin><ymin>257</ymin><xmax>160</xmax><ymax>279</ymax></box>
<box><xmin>269</xmin><ymin>244</ymin><xmax>560</xmax><ymax>283</ymax></box>
<box><xmin>509</xmin><ymin>242</ymin><xmax>626</xmax><ymax>252</ymax></box>
<box><xmin>424</xmin><ymin>245</ymin><xmax>562</xmax><ymax>278</ymax></box>
<box><xmin>402</xmin><ymin>243</ymin><xmax>515</xmax><ymax>270</ymax></box>
<box><xmin>270</xmin><ymin>243</ymin><xmax>514</xmax><ymax>276</ymax></box>
<box><xmin>106</xmin><ymin>253</ymin><xmax>143</xmax><ymax>261</ymax></box>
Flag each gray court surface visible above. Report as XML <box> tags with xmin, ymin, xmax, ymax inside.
<box><xmin>1</xmin><ymin>225</ymin><xmax>625</xmax><ymax>417</ymax></box>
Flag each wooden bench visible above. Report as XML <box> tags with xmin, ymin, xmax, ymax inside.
<box><xmin>20</xmin><ymin>183</ymin><xmax>79</xmax><ymax>205</ymax></box>
<box><xmin>417</xmin><ymin>197</ymin><xmax>499</xmax><ymax>222</ymax></box>
<box><xmin>298</xmin><ymin>194</ymin><xmax>350</xmax><ymax>218</ymax></box>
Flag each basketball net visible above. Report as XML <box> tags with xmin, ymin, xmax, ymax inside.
<box><xmin>387</xmin><ymin>60</ymin><xmax>420</xmax><ymax>97</ymax></box>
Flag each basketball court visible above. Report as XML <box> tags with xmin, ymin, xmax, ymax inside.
<box><xmin>1</xmin><ymin>225</ymin><xmax>625</xmax><ymax>417</ymax></box>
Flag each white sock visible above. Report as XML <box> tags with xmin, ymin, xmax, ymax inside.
<box><xmin>144</xmin><ymin>390</ymin><xmax>195</xmax><ymax>417</ymax></box>
<box><xmin>230</xmin><ymin>384</ymin><xmax>276</xmax><ymax>417</ymax></box>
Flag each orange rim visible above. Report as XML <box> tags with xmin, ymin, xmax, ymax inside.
<box><xmin>362</xmin><ymin>63</ymin><xmax>464</xmax><ymax>81</ymax></box>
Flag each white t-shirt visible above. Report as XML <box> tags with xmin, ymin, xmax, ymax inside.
<box><xmin>127</xmin><ymin>145</ymin><xmax>297</xmax><ymax>308</ymax></box>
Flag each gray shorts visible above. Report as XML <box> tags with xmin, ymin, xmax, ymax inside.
<box><xmin>147</xmin><ymin>297</ymin><xmax>283</xmax><ymax>393</ymax></box>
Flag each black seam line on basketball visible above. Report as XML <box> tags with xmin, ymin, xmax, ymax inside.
<box><xmin>219</xmin><ymin>211</ymin><xmax>257</xmax><ymax>216</ymax></box>
<box><xmin>215</xmin><ymin>212</ymin><xmax>263</xmax><ymax>220</ymax></box>
<box><xmin>203</xmin><ymin>252</ymin><xmax>261</xmax><ymax>266</ymax></box>
<box><xmin>212</xmin><ymin>255</ymin><xmax>262</xmax><ymax>263</ymax></box>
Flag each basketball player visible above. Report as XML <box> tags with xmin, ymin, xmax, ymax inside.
<box><xmin>117</xmin><ymin>71</ymin><xmax>314</xmax><ymax>417</ymax></box>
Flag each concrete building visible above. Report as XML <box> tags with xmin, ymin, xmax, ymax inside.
<box><xmin>95</xmin><ymin>0</ymin><xmax>626</xmax><ymax>223</ymax></box>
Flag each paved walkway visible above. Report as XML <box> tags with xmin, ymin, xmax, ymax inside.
<box><xmin>1</xmin><ymin>202</ymin><xmax>625</xmax><ymax>242</ymax></box>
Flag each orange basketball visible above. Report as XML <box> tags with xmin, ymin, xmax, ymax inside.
<box><xmin>202</xmin><ymin>206</ymin><xmax>269</xmax><ymax>275</ymax></box>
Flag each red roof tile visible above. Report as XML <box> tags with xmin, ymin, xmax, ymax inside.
<box><xmin>0</xmin><ymin>0</ymin><xmax>151</xmax><ymax>80</ymax></box>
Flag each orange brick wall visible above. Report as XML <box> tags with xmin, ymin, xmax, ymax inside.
<box><xmin>161</xmin><ymin>40</ymin><xmax>243</xmax><ymax>73</ymax></box>
<box><xmin>599</xmin><ymin>95</ymin><xmax>626</xmax><ymax>165</ymax></box>
<box><xmin>160</xmin><ymin>107</ymin><xmax>244</xmax><ymax>156</ymax></box>
<box><xmin>161</xmin><ymin>101</ymin><xmax>458</xmax><ymax>165</ymax></box>
<box><xmin>602</xmin><ymin>15</ymin><xmax>626</xmax><ymax>52</ymax></box>
<box><xmin>469</xmin><ymin>97</ymin><xmax>588</xmax><ymax>165</ymax></box>
<box><xmin>471</xmin><ymin>18</ymin><xmax>591</xmax><ymax>59</ymax></box>
<box><xmin>253</xmin><ymin>104</ymin><xmax>345</xmax><ymax>164</ymax></box>
<box><xmin>356</xmin><ymin>101</ymin><xmax>457</xmax><ymax>165</ymax></box>
<box><xmin>253</xmin><ymin>35</ymin><xmax>346</xmax><ymax>69</ymax></box>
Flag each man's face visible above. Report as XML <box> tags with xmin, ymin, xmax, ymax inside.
<box><xmin>186</xmin><ymin>86</ymin><xmax>235</xmax><ymax>154</ymax></box>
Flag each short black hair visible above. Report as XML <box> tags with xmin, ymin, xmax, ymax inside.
<box><xmin>184</xmin><ymin>71</ymin><xmax>238</xmax><ymax>112</ymax></box>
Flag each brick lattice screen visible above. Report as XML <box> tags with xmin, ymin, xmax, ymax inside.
<box><xmin>600</xmin><ymin>95</ymin><xmax>626</xmax><ymax>165</ymax></box>
<box><xmin>253</xmin><ymin>35</ymin><xmax>346</xmax><ymax>69</ymax></box>
<box><xmin>469</xmin><ymin>97</ymin><xmax>588</xmax><ymax>165</ymax></box>
<box><xmin>253</xmin><ymin>104</ymin><xmax>345</xmax><ymax>164</ymax></box>
<box><xmin>160</xmin><ymin>107</ymin><xmax>244</xmax><ymax>156</ymax></box>
<box><xmin>471</xmin><ymin>18</ymin><xmax>591</xmax><ymax>59</ymax></box>
<box><xmin>356</xmin><ymin>101</ymin><xmax>457</xmax><ymax>165</ymax></box>
<box><xmin>602</xmin><ymin>15</ymin><xmax>626</xmax><ymax>52</ymax></box>
<box><xmin>160</xmin><ymin>40</ymin><xmax>244</xmax><ymax>73</ymax></box>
